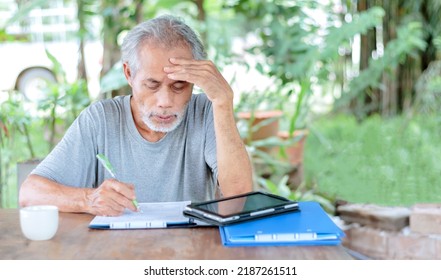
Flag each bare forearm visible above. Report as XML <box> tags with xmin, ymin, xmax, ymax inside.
<box><xmin>19</xmin><ymin>174</ymin><xmax>91</xmax><ymax>213</ymax></box>
<box><xmin>213</xmin><ymin>103</ymin><xmax>253</xmax><ymax>197</ymax></box>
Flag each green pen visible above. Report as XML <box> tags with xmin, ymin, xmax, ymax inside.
<box><xmin>96</xmin><ymin>153</ymin><xmax>142</xmax><ymax>213</ymax></box>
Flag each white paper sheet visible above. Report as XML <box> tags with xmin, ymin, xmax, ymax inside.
<box><xmin>89</xmin><ymin>201</ymin><xmax>197</xmax><ymax>229</ymax></box>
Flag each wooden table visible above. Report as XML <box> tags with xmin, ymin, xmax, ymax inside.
<box><xmin>0</xmin><ymin>209</ymin><xmax>353</xmax><ymax>260</ymax></box>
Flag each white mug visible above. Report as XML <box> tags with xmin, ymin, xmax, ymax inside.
<box><xmin>20</xmin><ymin>205</ymin><xmax>59</xmax><ymax>241</ymax></box>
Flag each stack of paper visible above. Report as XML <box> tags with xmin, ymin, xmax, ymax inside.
<box><xmin>219</xmin><ymin>201</ymin><xmax>345</xmax><ymax>246</ymax></box>
<box><xmin>89</xmin><ymin>201</ymin><xmax>209</xmax><ymax>229</ymax></box>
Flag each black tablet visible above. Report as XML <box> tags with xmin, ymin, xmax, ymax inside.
<box><xmin>183</xmin><ymin>191</ymin><xmax>299</xmax><ymax>226</ymax></box>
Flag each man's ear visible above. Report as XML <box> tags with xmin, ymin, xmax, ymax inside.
<box><xmin>123</xmin><ymin>62</ymin><xmax>133</xmax><ymax>87</ymax></box>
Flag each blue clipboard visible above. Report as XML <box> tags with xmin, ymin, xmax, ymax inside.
<box><xmin>219</xmin><ymin>201</ymin><xmax>345</xmax><ymax>246</ymax></box>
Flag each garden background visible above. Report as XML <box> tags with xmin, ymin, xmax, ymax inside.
<box><xmin>1</xmin><ymin>0</ymin><xmax>440</xmax><ymax>212</ymax></box>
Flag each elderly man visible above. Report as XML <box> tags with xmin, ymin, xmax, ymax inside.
<box><xmin>19</xmin><ymin>15</ymin><xmax>252</xmax><ymax>216</ymax></box>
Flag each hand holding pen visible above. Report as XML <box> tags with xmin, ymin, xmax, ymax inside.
<box><xmin>96</xmin><ymin>154</ymin><xmax>142</xmax><ymax>214</ymax></box>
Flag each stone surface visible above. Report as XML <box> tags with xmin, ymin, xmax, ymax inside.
<box><xmin>338</xmin><ymin>203</ymin><xmax>410</xmax><ymax>231</ymax></box>
<box><xmin>342</xmin><ymin>224</ymin><xmax>389</xmax><ymax>259</ymax></box>
<box><xmin>387</xmin><ymin>231</ymin><xmax>439</xmax><ymax>259</ymax></box>
<box><xmin>343</xmin><ymin>224</ymin><xmax>441</xmax><ymax>260</ymax></box>
<box><xmin>339</xmin><ymin>203</ymin><xmax>441</xmax><ymax>260</ymax></box>
<box><xmin>410</xmin><ymin>204</ymin><xmax>441</xmax><ymax>235</ymax></box>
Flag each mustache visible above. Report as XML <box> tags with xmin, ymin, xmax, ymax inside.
<box><xmin>149</xmin><ymin>112</ymin><xmax>178</xmax><ymax>118</ymax></box>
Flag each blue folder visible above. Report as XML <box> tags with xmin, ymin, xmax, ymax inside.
<box><xmin>219</xmin><ymin>201</ymin><xmax>345</xmax><ymax>246</ymax></box>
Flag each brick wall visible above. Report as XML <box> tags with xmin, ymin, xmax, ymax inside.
<box><xmin>337</xmin><ymin>203</ymin><xmax>441</xmax><ymax>260</ymax></box>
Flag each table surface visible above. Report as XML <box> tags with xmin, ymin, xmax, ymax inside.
<box><xmin>0</xmin><ymin>209</ymin><xmax>353</xmax><ymax>260</ymax></box>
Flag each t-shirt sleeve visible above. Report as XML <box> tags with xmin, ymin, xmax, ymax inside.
<box><xmin>202</xmin><ymin>96</ymin><xmax>219</xmax><ymax>192</ymax></box>
<box><xmin>31</xmin><ymin>106</ymin><xmax>99</xmax><ymax>188</ymax></box>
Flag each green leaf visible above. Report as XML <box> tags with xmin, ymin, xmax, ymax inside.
<box><xmin>100</xmin><ymin>62</ymin><xmax>128</xmax><ymax>93</ymax></box>
<box><xmin>321</xmin><ymin>7</ymin><xmax>384</xmax><ymax>60</ymax></box>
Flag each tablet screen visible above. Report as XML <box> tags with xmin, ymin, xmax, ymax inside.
<box><xmin>195</xmin><ymin>192</ymin><xmax>292</xmax><ymax>217</ymax></box>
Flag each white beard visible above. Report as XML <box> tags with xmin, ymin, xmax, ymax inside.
<box><xmin>140</xmin><ymin>104</ymin><xmax>188</xmax><ymax>133</ymax></box>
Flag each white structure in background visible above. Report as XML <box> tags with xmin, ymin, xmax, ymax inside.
<box><xmin>0</xmin><ymin>0</ymin><xmax>102</xmax><ymax>101</ymax></box>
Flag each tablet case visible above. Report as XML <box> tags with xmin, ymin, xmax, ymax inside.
<box><xmin>219</xmin><ymin>201</ymin><xmax>345</xmax><ymax>246</ymax></box>
<box><xmin>183</xmin><ymin>205</ymin><xmax>299</xmax><ymax>226</ymax></box>
<box><xmin>183</xmin><ymin>191</ymin><xmax>299</xmax><ymax>226</ymax></box>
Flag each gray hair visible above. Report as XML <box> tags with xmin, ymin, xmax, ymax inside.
<box><xmin>121</xmin><ymin>15</ymin><xmax>206</xmax><ymax>75</ymax></box>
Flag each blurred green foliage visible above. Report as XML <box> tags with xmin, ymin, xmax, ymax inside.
<box><xmin>0</xmin><ymin>51</ymin><xmax>90</xmax><ymax>208</ymax></box>
<box><xmin>0</xmin><ymin>93</ymin><xmax>49</xmax><ymax>207</ymax></box>
<box><xmin>2</xmin><ymin>0</ymin><xmax>441</xmax><ymax>210</ymax></box>
<box><xmin>305</xmin><ymin>114</ymin><xmax>441</xmax><ymax>206</ymax></box>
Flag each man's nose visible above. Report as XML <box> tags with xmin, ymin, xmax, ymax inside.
<box><xmin>156</xmin><ymin>88</ymin><xmax>173</xmax><ymax>108</ymax></box>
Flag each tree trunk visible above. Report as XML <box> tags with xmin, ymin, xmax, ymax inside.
<box><xmin>380</xmin><ymin>0</ymin><xmax>398</xmax><ymax>117</ymax></box>
<box><xmin>356</xmin><ymin>0</ymin><xmax>377</xmax><ymax>117</ymax></box>
<box><xmin>193</xmin><ymin>0</ymin><xmax>207</xmax><ymax>45</ymax></box>
<box><xmin>420</xmin><ymin>0</ymin><xmax>439</xmax><ymax>71</ymax></box>
<box><xmin>100</xmin><ymin>14</ymin><xmax>121</xmax><ymax>98</ymax></box>
<box><xmin>76</xmin><ymin>0</ymin><xmax>88</xmax><ymax>88</ymax></box>
<box><xmin>135</xmin><ymin>1</ymin><xmax>144</xmax><ymax>24</ymax></box>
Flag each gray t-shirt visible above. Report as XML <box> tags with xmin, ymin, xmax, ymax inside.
<box><xmin>32</xmin><ymin>94</ymin><xmax>218</xmax><ymax>202</ymax></box>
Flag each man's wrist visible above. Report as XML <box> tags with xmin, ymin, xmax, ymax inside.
<box><xmin>81</xmin><ymin>188</ymin><xmax>93</xmax><ymax>214</ymax></box>
<box><xmin>211</xmin><ymin>96</ymin><xmax>234</xmax><ymax>113</ymax></box>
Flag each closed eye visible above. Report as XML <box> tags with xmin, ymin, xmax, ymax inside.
<box><xmin>147</xmin><ymin>85</ymin><xmax>160</xmax><ymax>90</ymax></box>
<box><xmin>171</xmin><ymin>81</ymin><xmax>187</xmax><ymax>91</ymax></box>
<box><xmin>145</xmin><ymin>81</ymin><xmax>160</xmax><ymax>90</ymax></box>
